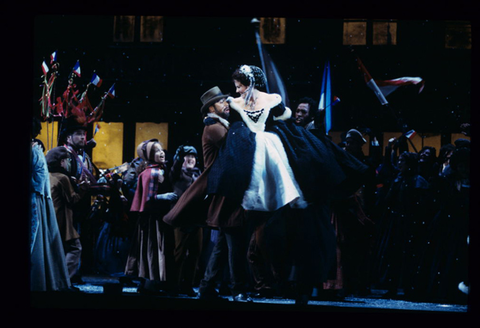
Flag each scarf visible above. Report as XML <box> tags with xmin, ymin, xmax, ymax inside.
<box><xmin>207</xmin><ymin>112</ymin><xmax>229</xmax><ymax>130</ymax></box>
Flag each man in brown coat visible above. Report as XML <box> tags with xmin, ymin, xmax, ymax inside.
<box><xmin>163</xmin><ymin>86</ymin><xmax>251</xmax><ymax>302</ymax></box>
<box><xmin>46</xmin><ymin>146</ymin><xmax>90</xmax><ymax>280</ymax></box>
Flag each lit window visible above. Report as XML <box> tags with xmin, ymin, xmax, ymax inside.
<box><xmin>373</xmin><ymin>21</ymin><xmax>397</xmax><ymax>45</ymax></box>
<box><xmin>343</xmin><ymin>20</ymin><xmax>367</xmax><ymax>45</ymax></box>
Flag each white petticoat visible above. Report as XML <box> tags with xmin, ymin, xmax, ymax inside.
<box><xmin>242</xmin><ymin>131</ymin><xmax>308</xmax><ymax>212</ymax></box>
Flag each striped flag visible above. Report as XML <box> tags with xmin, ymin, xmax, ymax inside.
<box><xmin>91</xmin><ymin>73</ymin><xmax>103</xmax><ymax>87</ymax></box>
<box><xmin>94</xmin><ymin>123</ymin><xmax>101</xmax><ymax>136</ymax></box>
<box><xmin>404</xmin><ymin>129</ymin><xmax>416</xmax><ymax>139</ymax></box>
<box><xmin>41</xmin><ymin>61</ymin><xmax>49</xmax><ymax>75</ymax></box>
<box><xmin>50</xmin><ymin>51</ymin><xmax>57</xmax><ymax>64</ymax></box>
<box><xmin>107</xmin><ymin>83</ymin><xmax>116</xmax><ymax>98</ymax></box>
<box><xmin>255</xmin><ymin>29</ymin><xmax>290</xmax><ymax>107</ymax></box>
<box><xmin>376</xmin><ymin>77</ymin><xmax>425</xmax><ymax>96</ymax></box>
<box><xmin>356</xmin><ymin>55</ymin><xmax>424</xmax><ymax>105</ymax></box>
<box><xmin>72</xmin><ymin>60</ymin><xmax>81</xmax><ymax>77</ymax></box>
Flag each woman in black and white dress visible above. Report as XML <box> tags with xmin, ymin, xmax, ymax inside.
<box><xmin>207</xmin><ymin>64</ymin><xmax>368</xmax><ymax>303</ymax></box>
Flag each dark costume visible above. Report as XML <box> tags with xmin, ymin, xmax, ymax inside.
<box><xmin>373</xmin><ymin>170</ymin><xmax>430</xmax><ymax>297</ymax></box>
<box><xmin>49</xmin><ymin>171</ymin><xmax>84</xmax><ymax>279</ymax></box>
<box><xmin>61</xmin><ymin>118</ymin><xmax>98</xmax><ymax>277</ymax></box>
<box><xmin>163</xmin><ymin>110</ymin><xmax>249</xmax><ymax>298</ymax></box>
<box><xmin>412</xmin><ymin>149</ymin><xmax>470</xmax><ymax>303</ymax></box>
<box><xmin>169</xmin><ymin>147</ymin><xmax>203</xmax><ymax>294</ymax></box>
<box><xmin>92</xmin><ymin>173</ymin><xmax>132</xmax><ymax>276</ymax></box>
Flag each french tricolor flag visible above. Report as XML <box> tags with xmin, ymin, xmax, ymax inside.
<box><xmin>404</xmin><ymin>129</ymin><xmax>416</xmax><ymax>139</ymax></box>
<box><xmin>42</xmin><ymin>61</ymin><xmax>49</xmax><ymax>75</ymax></box>
<box><xmin>91</xmin><ymin>73</ymin><xmax>103</xmax><ymax>87</ymax></box>
<box><xmin>94</xmin><ymin>123</ymin><xmax>100</xmax><ymax>136</ymax></box>
<box><xmin>72</xmin><ymin>60</ymin><xmax>81</xmax><ymax>77</ymax></box>
<box><xmin>50</xmin><ymin>51</ymin><xmax>57</xmax><ymax>64</ymax></box>
<box><xmin>107</xmin><ymin>83</ymin><xmax>116</xmax><ymax>98</ymax></box>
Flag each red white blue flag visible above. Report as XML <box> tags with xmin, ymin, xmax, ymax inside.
<box><xmin>91</xmin><ymin>73</ymin><xmax>103</xmax><ymax>87</ymax></box>
<box><xmin>356</xmin><ymin>55</ymin><xmax>424</xmax><ymax>106</ymax></box>
<box><xmin>376</xmin><ymin>77</ymin><xmax>425</xmax><ymax>97</ymax></box>
<box><xmin>41</xmin><ymin>61</ymin><xmax>49</xmax><ymax>75</ymax></box>
<box><xmin>72</xmin><ymin>60</ymin><xmax>81</xmax><ymax>77</ymax></box>
<box><xmin>94</xmin><ymin>123</ymin><xmax>100</xmax><ymax>136</ymax></box>
<box><xmin>107</xmin><ymin>83</ymin><xmax>116</xmax><ymax>98</ymax></box>
<box><xmin>50</xmin><ymin>51</ymin><xmax>57</xmax><ymax>64</ymax></box>
<box><xmin>404</xmin><ymin>129</ymin><xmax>416</xmax><ymax>139</ymax></box>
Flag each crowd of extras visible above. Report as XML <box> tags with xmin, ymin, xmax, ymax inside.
<box><xmin>30</xmin><ymin>94</ymin><xmax>470</xmax><ymax>306</ymax></box>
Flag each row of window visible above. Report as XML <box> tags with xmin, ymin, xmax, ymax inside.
<box><xmin>113</xmin><ymin>17</ymin><xmax>471</xmax><ymax>49</ymax></box>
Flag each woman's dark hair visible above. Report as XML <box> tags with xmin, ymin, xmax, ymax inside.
<box><xmin>232</xmin><ymin>65</ymin><xmax>267</xmax><ymax>89</ymax></box>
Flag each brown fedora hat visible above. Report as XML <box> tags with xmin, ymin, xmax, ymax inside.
<box><xmin>200</xmin><ymin>86</ymin><xmax>229</xmax><ymax>114</ymax></box>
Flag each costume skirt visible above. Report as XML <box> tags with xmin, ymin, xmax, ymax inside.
<box><xmin>30</xmin><ymin>192</ymin><xmax>71</xmax><ymax>291</ymax></box>
<box><xmin>242</xmin><ymin>131</ymin><xmax>307</xmax><ymax>212</ymax></box>
<box><xmin>124</xmin><ymin>212</ymin><xmax>174</xmax><ymax>282</ymax></box>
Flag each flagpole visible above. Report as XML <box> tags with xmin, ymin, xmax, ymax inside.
<box><xmin>252</xmin><ymin>19</ymin><xmax>269</xmax><ymax>92</ymax></box>
<box><xmin>385</xmin><ymin>103</ymin><xmax>418</xmax><ymax>153</ymax></box>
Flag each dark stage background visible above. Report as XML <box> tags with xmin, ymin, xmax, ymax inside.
<box><xmin>32</xmin><ymin>16</ymin><xmax>471</xmax><ymax>164</ymax></box>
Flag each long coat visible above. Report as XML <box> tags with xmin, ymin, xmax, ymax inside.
<box><xmin>49</xmin><ymin>171</ymin><xmax>83</xmax><ymax>242</ymax></box>
<box><xmin>163</xmin><ymin>116</ymin><xmax>245</xmax><ymax>228</ymax></box>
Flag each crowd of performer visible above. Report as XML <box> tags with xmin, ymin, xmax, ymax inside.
<box><xmin>30</xmin><ymin>65</ymin><xmax>470</xmax><ymax>306</ymax></box>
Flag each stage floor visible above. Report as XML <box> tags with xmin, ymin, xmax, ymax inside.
<box><xmin>30</xmin><ymin>274</ymin><xmax>470</xmax><ymax>314</ymax></box>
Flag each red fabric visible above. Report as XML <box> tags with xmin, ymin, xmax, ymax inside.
<box><xmin>130</xmin><ymin>166</ymin><xmax>162</xmax><ymax>213</ymax></box>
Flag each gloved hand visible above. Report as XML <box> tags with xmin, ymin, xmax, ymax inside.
<box><xmin>155</xmin><ymin>192</ymin><xmax>178</xmax><ymax>202</ymax></box>
<box><xmin>174</xmin><ymin>145</ymin><xmax>197</xmax><ymax>163</ymax></box>
<box><xmin>174</xmin><ymin>145</ymin><xmax>186</xmax><ymax>163</ymax></box>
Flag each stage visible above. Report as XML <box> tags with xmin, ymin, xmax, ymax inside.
<box><xmin>30</xmin><ymin>274</ymin><xmax>469</xmax><ymax>314</ymax></box>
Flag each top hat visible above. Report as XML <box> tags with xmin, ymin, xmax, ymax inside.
<box><xmin>200</xmin><ymin>86</ymin><xmax>229</xmax><ymax>114</ymax></box>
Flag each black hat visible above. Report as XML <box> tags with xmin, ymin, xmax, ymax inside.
<box><xmin>346</xmin><ymin>129</ymin><xmax>367</xmax><ymax>144</ymax></box>
<box><xmin>59</xmin><ymin>116</ymin><xmax>88</xmax><ymax>141</ymax></box>
<box><xmin>46</xmin><ymin>146</ymin><xmax>70</xmax><ymax>170</ymax></box>
<box><xmin>454</xmin><ymin>138</ymin><xmax>470</xmax><ymax>149</ymax></box>
<box><xmin>200</xmin><ymin>86</ymin><xmax>229</xmax><ymax>114</ymax></box>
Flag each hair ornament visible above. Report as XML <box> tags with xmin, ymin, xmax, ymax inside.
<box><xmin>240</xmin><ymin>65</ymin><xmax>255</xmax><ymax>105</ymax></box>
